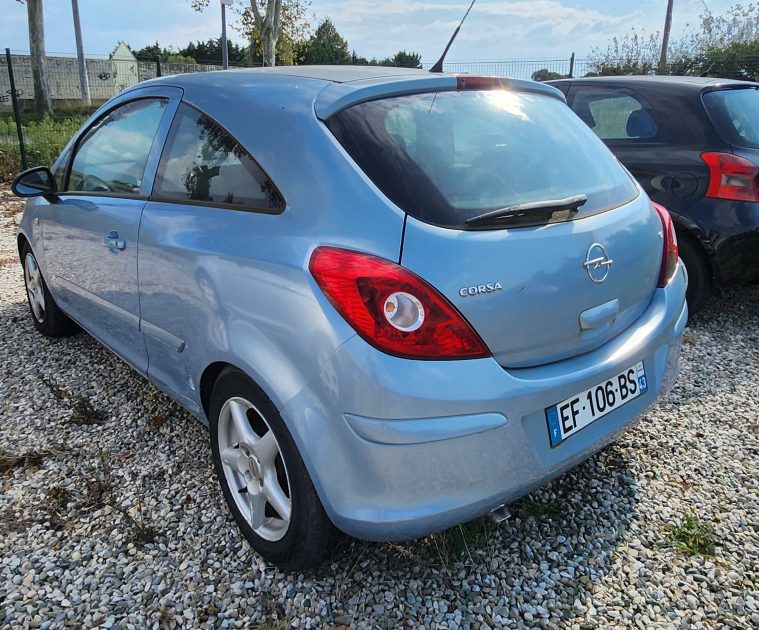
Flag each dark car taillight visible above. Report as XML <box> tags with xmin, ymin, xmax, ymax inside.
<box><xmin>653</xmin><ymin>203</ymin><xmax>679</xmax><ymax>288</ymax></box>
<box><xmin>701</xmin><ymin>151</ymin><xmax>759</xmax><ymax>202</ymax></box>
<box><xmin>309</xmin><ymin>247</ymin><xmax>490</xmax><ymax>360</ymax></box>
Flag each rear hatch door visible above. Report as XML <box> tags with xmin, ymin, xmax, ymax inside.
<box><xmin>327</xmin><ymin>85</ymin><xmax>663</xmax><ymax>367</ymax></box>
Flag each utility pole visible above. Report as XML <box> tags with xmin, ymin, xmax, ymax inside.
<box><xmin>71</xmin><ymin>0</ymin><xmax>91</xmax><ymax>105</ymax></box>
<box><xmin>659</xmin><ymin>0</ymin><xmax>674</xmax><ymax>73</ymax></box>
<box><xmin>221</xmin><ymin>0</ymin><xmax>233</xmax><ymax>69</ymax></box>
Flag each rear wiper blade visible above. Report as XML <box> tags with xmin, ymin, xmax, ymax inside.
<box><xmin>465</xmin><ymin>194</ymin><xmax>588</xmax><ymax>228</ymax></box>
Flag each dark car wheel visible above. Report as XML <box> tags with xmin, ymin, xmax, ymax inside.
<box><xmin>21</xmin><ymin>242</ymin><xmax>79</xmax><ymax>337</ymax></box>
<box><xmin>677</xmin><ymin>234</ymin><xmax>713</xmax><ymax>314</ymax></box>
<box><xmin>209</xmin><ymin>367</ymin><xmax>340</xmax><ymax>570</ymax></box>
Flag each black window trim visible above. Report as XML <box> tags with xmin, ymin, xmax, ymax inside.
<box><xmin>149</xmin><ymin>100</ymin><xmax>287</xmax><ymax>215</ymax></box>
<box><xmin>62</xmin><ymin>95</ymin><xmax>171</xmax><ymax>198</ymax></box>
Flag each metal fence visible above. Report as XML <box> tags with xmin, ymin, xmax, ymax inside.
<box><xmin>0</xmin><ymin>51</ymin><xmax>593</xmax><ymax>179</ymax></box>
<box><xmin>423</xmin><ymin>56</ymin><xmax>592</xmax><ymax>80</ymax></box>
<box><xmin>0</xmin><ymin>49</ymin><xmax>259</xmax><ymax>178</ymax></box>
<box><xmin>4</xmin><ymin>48</ymin><xmax>759</xmax><ymax>179</ymax></box>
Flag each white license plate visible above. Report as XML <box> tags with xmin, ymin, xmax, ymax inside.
<box><xmin>545</xmin><ymin>361</ymin><xmax>648</xmax><ymax>447</ymax></box>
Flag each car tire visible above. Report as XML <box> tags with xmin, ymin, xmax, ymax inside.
<box><xmin>21</xmin><ymin>242</ymin><xmax>79</xmax><ymax>337</ymax></box>
<box><xmin>209</xmin><ymin>367</ymin><xmax>340</xmax><ymax>570</ymax></box>
<box><xmin>677</xmin><ymin>233</ymin><xmax>713</xmax><ymax>314</ymax></box>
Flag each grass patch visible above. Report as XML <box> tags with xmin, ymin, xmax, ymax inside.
<box><xmin>421</xmin><ymin>516</ymin><xmax>497</xmax><ymax>567</ymax></box>
<box><xmin>516</xmin><ymin>497</ymin><xmax>562</xmax><ymax>519</ymax></box>
<box><xmin>668</xmin><ymin>513</ymin><xmax>718</xmax><ymax>557</ymax></box>
<box><xmin>0</xmin><ymin>107</ymin><xmax>96</xmax><ymax>180</ymax></box>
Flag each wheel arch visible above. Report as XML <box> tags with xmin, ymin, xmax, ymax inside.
<box><xmin>670</xmin><ymin>216</ymin><xmax>720</xmax><ymax>284</ymax></box>
<box><xmin>199</xmin><ymin>361</ymin><xmax>234</xmax><ymax>419</ymax></box>
<box><xmin>199</xmin><ymin>359</ymin><xmax>289</xmax><ymax>421</ymax></box>
<box><xmin>17</xmin><ymin>231</ymin><xmax>29</xmax><ymax>258</ymax></box>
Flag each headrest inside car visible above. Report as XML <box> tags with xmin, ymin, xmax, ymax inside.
<box><xmin>626</xmin><ymin>109</ymin><xmax>657</xmax><ymax>139</ymax></box>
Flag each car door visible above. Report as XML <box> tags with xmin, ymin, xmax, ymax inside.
<box><xmin>137</xmin><ymin>102</ymin><xmax>286</xmax><ymax>412</ymax></box>
<box><xmin>41</xmin><ymin>87</ymin><xmax>180</xmax><ymax>373</ymax></box>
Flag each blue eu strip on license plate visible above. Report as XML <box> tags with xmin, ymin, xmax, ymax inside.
<box><xmin>546</xmin><ymin>361</ymin><xmax>647</xmax><ymax>447</ymax></box>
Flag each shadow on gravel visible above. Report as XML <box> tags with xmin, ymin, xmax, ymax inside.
<box><xmin>2</xmin><ymin>283</ymin><xmax>757</xmax><ymax>628</ymax></box>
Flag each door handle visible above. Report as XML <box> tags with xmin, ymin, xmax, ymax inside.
<box><xmin>103</xmin><ymin>230</ymin><xmax>126</xmax><ymax>250</ymax></box>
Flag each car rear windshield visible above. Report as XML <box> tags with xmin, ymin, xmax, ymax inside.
<box><xmin>703</xmin><ymin>87</ymin><xmax>759</xmax><ymax>149</ymax></box>
<box><xmin>327</xmin><ymin>90</ymin><xmax>638</xmax><ymax>229</ymax></box>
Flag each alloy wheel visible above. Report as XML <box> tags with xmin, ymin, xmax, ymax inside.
<box><xmin>24</xmin><ymin>253</ymin><xmax>46</xmax><ymax>323</ymax></box>
<box><xmin>217</xmin><ymin>396</ymin><xmax>292</xmax><ymax>541</ymax></box>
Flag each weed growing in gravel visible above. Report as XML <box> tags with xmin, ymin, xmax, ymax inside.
<box><xmin>0</xmin><ymin>449</ymin><xmax>53</xmax><ymax>473</ymax></box>
<box><xmin>668</xmin><ymin>513</ymin><xmax>718</xmax><ymax>557</ymax></box>
<box><xmin>79</xmin><ymin>450</ymin><xmax>159</xmax><ymax>544</ymax></box>
<box><xmin>46</xmin><ymin>485</ymin><xmax>70</xmax><ymax>529</ymax></box>
<box><xmin>419</xmin><ymin>517</ymin><xmax>499</xmax><ymax>568</ymax></box>
<box><xmin>516</xmin><ymin>497</ymin><xmax>562</xmax><ymax>519</ymax></box>
<box><xmin>40</xmin><ymin>376</ymin><xmax>106</xmax><ymax>425</ymax></box>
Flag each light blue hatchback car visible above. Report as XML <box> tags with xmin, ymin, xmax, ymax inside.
<box><xmin>13</xmin><ymin>66</ymin><xmax>687</xmax><ymax>569</ymax></box>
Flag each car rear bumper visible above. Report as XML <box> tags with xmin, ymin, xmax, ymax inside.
<box><xmin>282</xmin><ymin>266</ymin><xmax>687</xmax><ymax>541</ymax></box>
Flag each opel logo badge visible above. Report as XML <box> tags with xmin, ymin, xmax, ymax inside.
<box><xmin>583</xmin><ymin>243</ymin><xmax>613</xmax><ymax>284</ymax></box>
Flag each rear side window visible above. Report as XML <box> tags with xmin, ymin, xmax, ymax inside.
<box><xmin>327</xmin><ymin>90</ymin><xmax>638</xmax><ymax>229</ymax></box>
<box><xmin>570</xmin><ymin>89</ymin><xmax>658</xmax><ymax>140</ymax></box>
<box><xmin>703</xmin><ymin>87</ymin><xmax>759</xmax><ymax>149</ymax></box>
<box><xmin>67</xmin><ymin>98</ymin><xmax>168</xmax><ymax>194</ymax></box>
<box><xmin>153</xmin><ymin>103</ymin><xmax>284</xmax><ymax>211</ymax></box>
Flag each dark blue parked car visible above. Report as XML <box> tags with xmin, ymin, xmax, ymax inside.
<box><xmin>549</xmin><ymin>75</ymin><xmax>759</xmax><ymax>311</ymax></box>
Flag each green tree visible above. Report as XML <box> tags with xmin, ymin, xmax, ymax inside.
<box><xmin>589</xmin><ymin>3</ymin><xmax>759</xmax><ymax>78</ymax></box>
<box><xmin>531</xmin><ymin>68</ymin><xmax>566</xmax><ymax>81</ymax></box>
<box><xmin>192</xmin><ymin>0</ymin><xmax>311</xmax><ymax>66</ymax></box>
<box><xmin>391</xmin><ymin>50</ymin><xmax>422</xmax><ymax>68</ymax></box>
<box><xmin>134</xmin><ymin>41</ymin><xmax>168</xmax><ymax>59</ymax></box>
<box><xmin>588</xmin><ymin>28</ymin><xmax>660</xmax><ymax>76</ymax></box>
<box><xmin>179</xmin><ymin>38</ymin><xmax>248</xmax><ymax>65</ymax></box>
<box><xmin>302</xmin><ymin>17</ymin><xmax>350</xmax><ymax>65</ymax></box>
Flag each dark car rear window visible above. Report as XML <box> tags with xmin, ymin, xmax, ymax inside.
<box><xmin>327</xmin><ymin>90</ymin><xmax>638</xmax><ymax>229</ymax></box>
<box><xmin>703</xmin><ymin>87</ymin><xmax>759</xmax><ymax>149</ymax></box>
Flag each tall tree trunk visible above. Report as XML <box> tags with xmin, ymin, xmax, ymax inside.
<box><xmin>659</xmin><ymin>0</ymin><xmax>674</xmax><ymax>73</ymax></box>
<box><xmin>251</xmin><ymin>0</ymin><xmax>281</xmax><ymax>66</ymax></box>
<box><xmin>27</xmin><ymin>0</ymin><xmax>53</xmax><ymax>114</ymax></box>
<box><xmin>261</xmin><ymin>35</ymin><xmax>277</xmax><ymax>66</ymax></box>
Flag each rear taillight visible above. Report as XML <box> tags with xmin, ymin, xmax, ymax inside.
<box><xmin>309</xmin><ymin>247</ymin><xmax>490</xmax><ymax>360</ymax></box>
<box><xmin>701</xmin><ymin>151</ymin><xmax>759</xmax><ymax>202</ymax></box>
<box><xmin>653</xmin><ymin>202</ymin><xmax>679</xmax><ymax>288</ymax></box>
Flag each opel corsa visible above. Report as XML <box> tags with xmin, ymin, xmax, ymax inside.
<box><xmin>13</xmin><ymin>67</ymin><xmax>687</xmax><ymax>569</ymax></box>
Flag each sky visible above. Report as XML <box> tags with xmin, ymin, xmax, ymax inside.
<box><xmin>1</xmin><ymin>0</ymin><xmax>739</xmax><ymax>62</ymax></box>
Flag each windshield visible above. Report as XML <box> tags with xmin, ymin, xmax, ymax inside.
<box><xmin>703</xmin><ymin>87</ymin><xmax>759</xmax><ymax>149</ymax></box>
<box><xmin>327</xmin><ymin>90</ymin><xmax>638</xmax><ymax>229</ymax></box>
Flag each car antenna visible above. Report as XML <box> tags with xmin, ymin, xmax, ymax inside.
<box><xmin>429</xmin><ymin>0</ymin><xmax>477</xmax><ymax>73</ymax></box>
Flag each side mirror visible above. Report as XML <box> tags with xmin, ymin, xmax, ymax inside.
<box><xmin>11</xmin><ymin>166</ymin><xmax>57</xmax><ymax>198</ymax></box>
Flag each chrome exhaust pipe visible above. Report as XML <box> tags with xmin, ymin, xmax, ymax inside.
<box><xmin>489</xmin><ymin>504</ymin><xmax>511</xmax><ymax>524</ymax></box>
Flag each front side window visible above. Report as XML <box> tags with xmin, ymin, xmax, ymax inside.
<box><xmin>67</xmin><ymin>98</ymin><xmax>168</xmax><ymax>194</ymax></box>
<box><xmin>571</xmin><ymin>89</ymin><xmax>658</xmax><ymax>141</ymax></box>
<box><xmin>328</xmin><ymin>90</ymin><xmax>638</xmax><ymax>229</ymax></box>
<box><xmin>152</xmin><ymin>103</ymin><xmax>284</xmax><ymax>211</ymax></box>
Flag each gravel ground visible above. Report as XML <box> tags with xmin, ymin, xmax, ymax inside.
<box><xmin>0</xmin><ymin>187</ymin><xmax>757</xmax><ymax>629</ymax></box>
